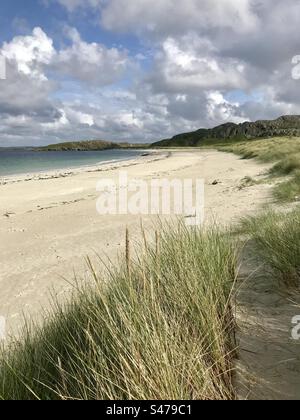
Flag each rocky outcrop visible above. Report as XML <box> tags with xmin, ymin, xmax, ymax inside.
<box><xmin>152</xmin><ymin>115</ymin><xmax>300</xmax><ymax>147</ymax></box>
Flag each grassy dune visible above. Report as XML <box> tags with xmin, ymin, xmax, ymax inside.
<box><xmin>2</xmin><ymin>211</ymin><xmax>299</xmax><ymax>400</ymax></box>
<box><xmin>1</xmin><ymin>139</ymin><xmax>300</xmax><ymax>400</ymax></box>
<box><xmin>0</xmin><ymin>224</ymin><xmax>238</xmax><ymax>400</ymax></box>
<box><xmin>220</xmin><ymin>136</ymin><xmax>300</xmax><ymax>285</ymax></box>
<box><xmin>218</xmin><ymin>137</ymin><xmax>300</xmax><ymax>202</ymax></box>
<box><xmin>237</xmin><ymin>208</ymin><xmax>300</xmax><ymax>288</ymax></box>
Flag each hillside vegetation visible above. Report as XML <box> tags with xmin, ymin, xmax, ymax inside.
<box><xmin>38</xmin><ymin>140</ymin><xmax>148</xmax><ymax>152</ymax></box>
<box><xmin>152</xmin><ymin>115</ymin><xmax>300</xmax><ymax>202</ymax></box>
<box><xmin>152</xmin><ymin>115</ymin><xmax>300</xmax><ymax>147</ymax></box>
<box><xmin>218</xmin><ymin>136</ymin><xmax>300</xmax><ymax>202</ymax></box>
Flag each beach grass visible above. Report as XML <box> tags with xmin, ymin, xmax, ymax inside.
<box><xmin>237</xmin><ymin>208</ymin><xmax>300</xmax><ymax>288</ymax></box>
<box><xmin>273</xmin><ymin>171</ymin><xmax>300</xmax><ymax>202</ymax></box>
<box><xmin>219</xmin><ymin>137</ymin><xmax>300</xmax><ymax>164</ymax></box>
<box><xmin>217</xmin><ymin>137</ymin><xmax>300</xmax><ymax>203</ymax></box>
<box><xmin>0</xmin><ymin>223</ymin><xmax>238</xmax><ymax>400</ymax></box>
<box><xmin>269</xmin><ymin>154</ymin><xmax>300</xmax><ymax>176</ymax></box>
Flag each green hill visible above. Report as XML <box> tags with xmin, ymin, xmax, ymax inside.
<box><xmin>38</xmin><ymin>140</ymin><xmax>148</xmax><ymax>151</ymax></box>
<box><xmin>152</xmin><ymin>115</ymin><xmax>300</xmax><ymax>147</ymax></box>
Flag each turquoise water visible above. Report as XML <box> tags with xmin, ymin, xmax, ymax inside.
<box><xmin>0</xmin><ymin>149</ymin><xmax>144</xmax><ymax>177</ymax></box>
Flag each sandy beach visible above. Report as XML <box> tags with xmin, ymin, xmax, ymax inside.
<box><xmin>0</xmin><ymin>149</ymin><xmax>272</xmax><ymax>338</ymax></box>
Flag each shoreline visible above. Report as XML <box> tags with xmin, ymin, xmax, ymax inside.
<box><xmin>0</xmin><ymin>150</ymin><xmax>271</xmax><ymax>339</ymax></box>
<box><xmin>1</xmin><ymin>148</ymin><xmax>300</xmax><ymax>400</ymax></box>
<box><xmin>0</xmin><ymin>150</ymin><xmax>166</xmax><ymax>185</ymax></box>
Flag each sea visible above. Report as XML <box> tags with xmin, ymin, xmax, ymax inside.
<box><xmin>0</xmin><ymin>148</ymin><xmax>144</xmax><ymax>177</ymax></box>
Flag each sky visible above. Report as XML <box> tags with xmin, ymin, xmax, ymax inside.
<box><xmin>1</xmin><ymin>0</ymin><xmax>300</xmax><ymax>146</ymax></box>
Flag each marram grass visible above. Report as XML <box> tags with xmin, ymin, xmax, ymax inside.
<box><xmin>218</xmin><ymin>136</ymin><xmax>300</xmax><ymax>203</ymax></box>
<box><xmin>237</xmin><ymin>208</ymin><xmax>300</xmax><ymax>288</ymax></box>
<box><xmin>0</xmin><ymin>223</ymin><xmax>238</xmax><ymax>400</ymax></box>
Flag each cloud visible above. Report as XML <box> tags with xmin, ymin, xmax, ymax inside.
<box><xmin>2</xmin><ymin>27</ymin><xmax>55</xmax><ymax>81</ymax></box>
<box><xmin>100</xmin><ymin>0</ymin><xmax>258</xmax><ymax>37</ymax></box>
<box><xmin>53</xmin><ymin>1</ymin><xmax>300</xmax><ymax>118</ymax></box>
<box><xmin>147</xmin><ymin>35</ymin><xmax>247</xmax><ymax>94</ymax></box>
<box><xmin>1</xmin><ymin>26</ymin><xmax>129</xmax><ymax>86</ymax></box>
<box><xmin>0</xmin><ymin>27</ymin><xmax>132</xmax><ymax>145</ymax></box>
<box><xmin>2</xmin><ymin>1</ymin><xmax>300</xmax><ymax>146</ymax></box>
<box><xmin>54</xmin><ymin>27</ymin><xmax>129</xmax><ymax>85</ymax></box>
<box><xmin>53</xmin><ymin>0</ymin><xmax>101</xmax><ymax>13</ymax></box>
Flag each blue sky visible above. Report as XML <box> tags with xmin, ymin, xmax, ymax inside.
<box><xmin>0</xmin><ymin>0</ymin><xmax>300</xmax><ymax>146</ymax></box>
<box><xmin>0</xmin><ymin>1</ymin><xmax>144</xmax><ymax>63</ymax></box>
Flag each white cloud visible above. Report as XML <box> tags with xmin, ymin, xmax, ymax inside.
<box><xmin>2</xmin><ymin>1</ymin><xmax>300</xmax><ymax>146</ymax></box>
<box><xmin>1</xmin><ymin>26</ymin><xmax>129</xmax><ymax>86</ymax></box>
<box><xmin>0</xmin><ymin>27</ymin><xmax>132</xmax><ymax>145</ymax></box>
<box><xmin>206</xmin><ymin>91</ymin><xmax>247</xmax><ymax>124</ymax></box>
<box><xmin>100</xmin><ymin>0</ymin><xmax>258</xmax><ymax>36</ymax></box>
<box><xmin>2</xmin><ymin>27</ymin><xmax>54</xmax><ymax>80</ymax></box>
<box><xmin>64</xmin><ymin>107</ymin><xmax>95</xmax><ymax>126</ymax></box>
<box><xmin>55</xmin><ymin>28</ymin><xmax>129</xmax><ymax>85</ymax></box>
<box><xmin>149</xmin><ymin>36</ymin><xmax>246</xmax><ymax>92</ymax></box>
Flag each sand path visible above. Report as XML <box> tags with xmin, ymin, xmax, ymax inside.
<box><xmin>236</xmin><ymin>247</ymin><xmax>300</xmax><ymax>400</ymax></box>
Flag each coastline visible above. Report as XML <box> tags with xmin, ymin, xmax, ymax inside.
<box><xmin>0</xmin><ymin>149</ymin><xmax>271</xmax><ymax>339</ymax></box>
<box><xmin>0</xmin><ymin>150</ymin><xmax>166</xmax><ymax>185</ymax></box>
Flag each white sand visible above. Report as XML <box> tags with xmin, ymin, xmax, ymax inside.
<box><xmin>0</xmin><ymin>149</ymin><xmax>272</xmax><ymax>338</ymax></box>
<box><xmin>236</xmin><ymin>247</ymin><xmax>300</xmax><ymax>400</ymax></box>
